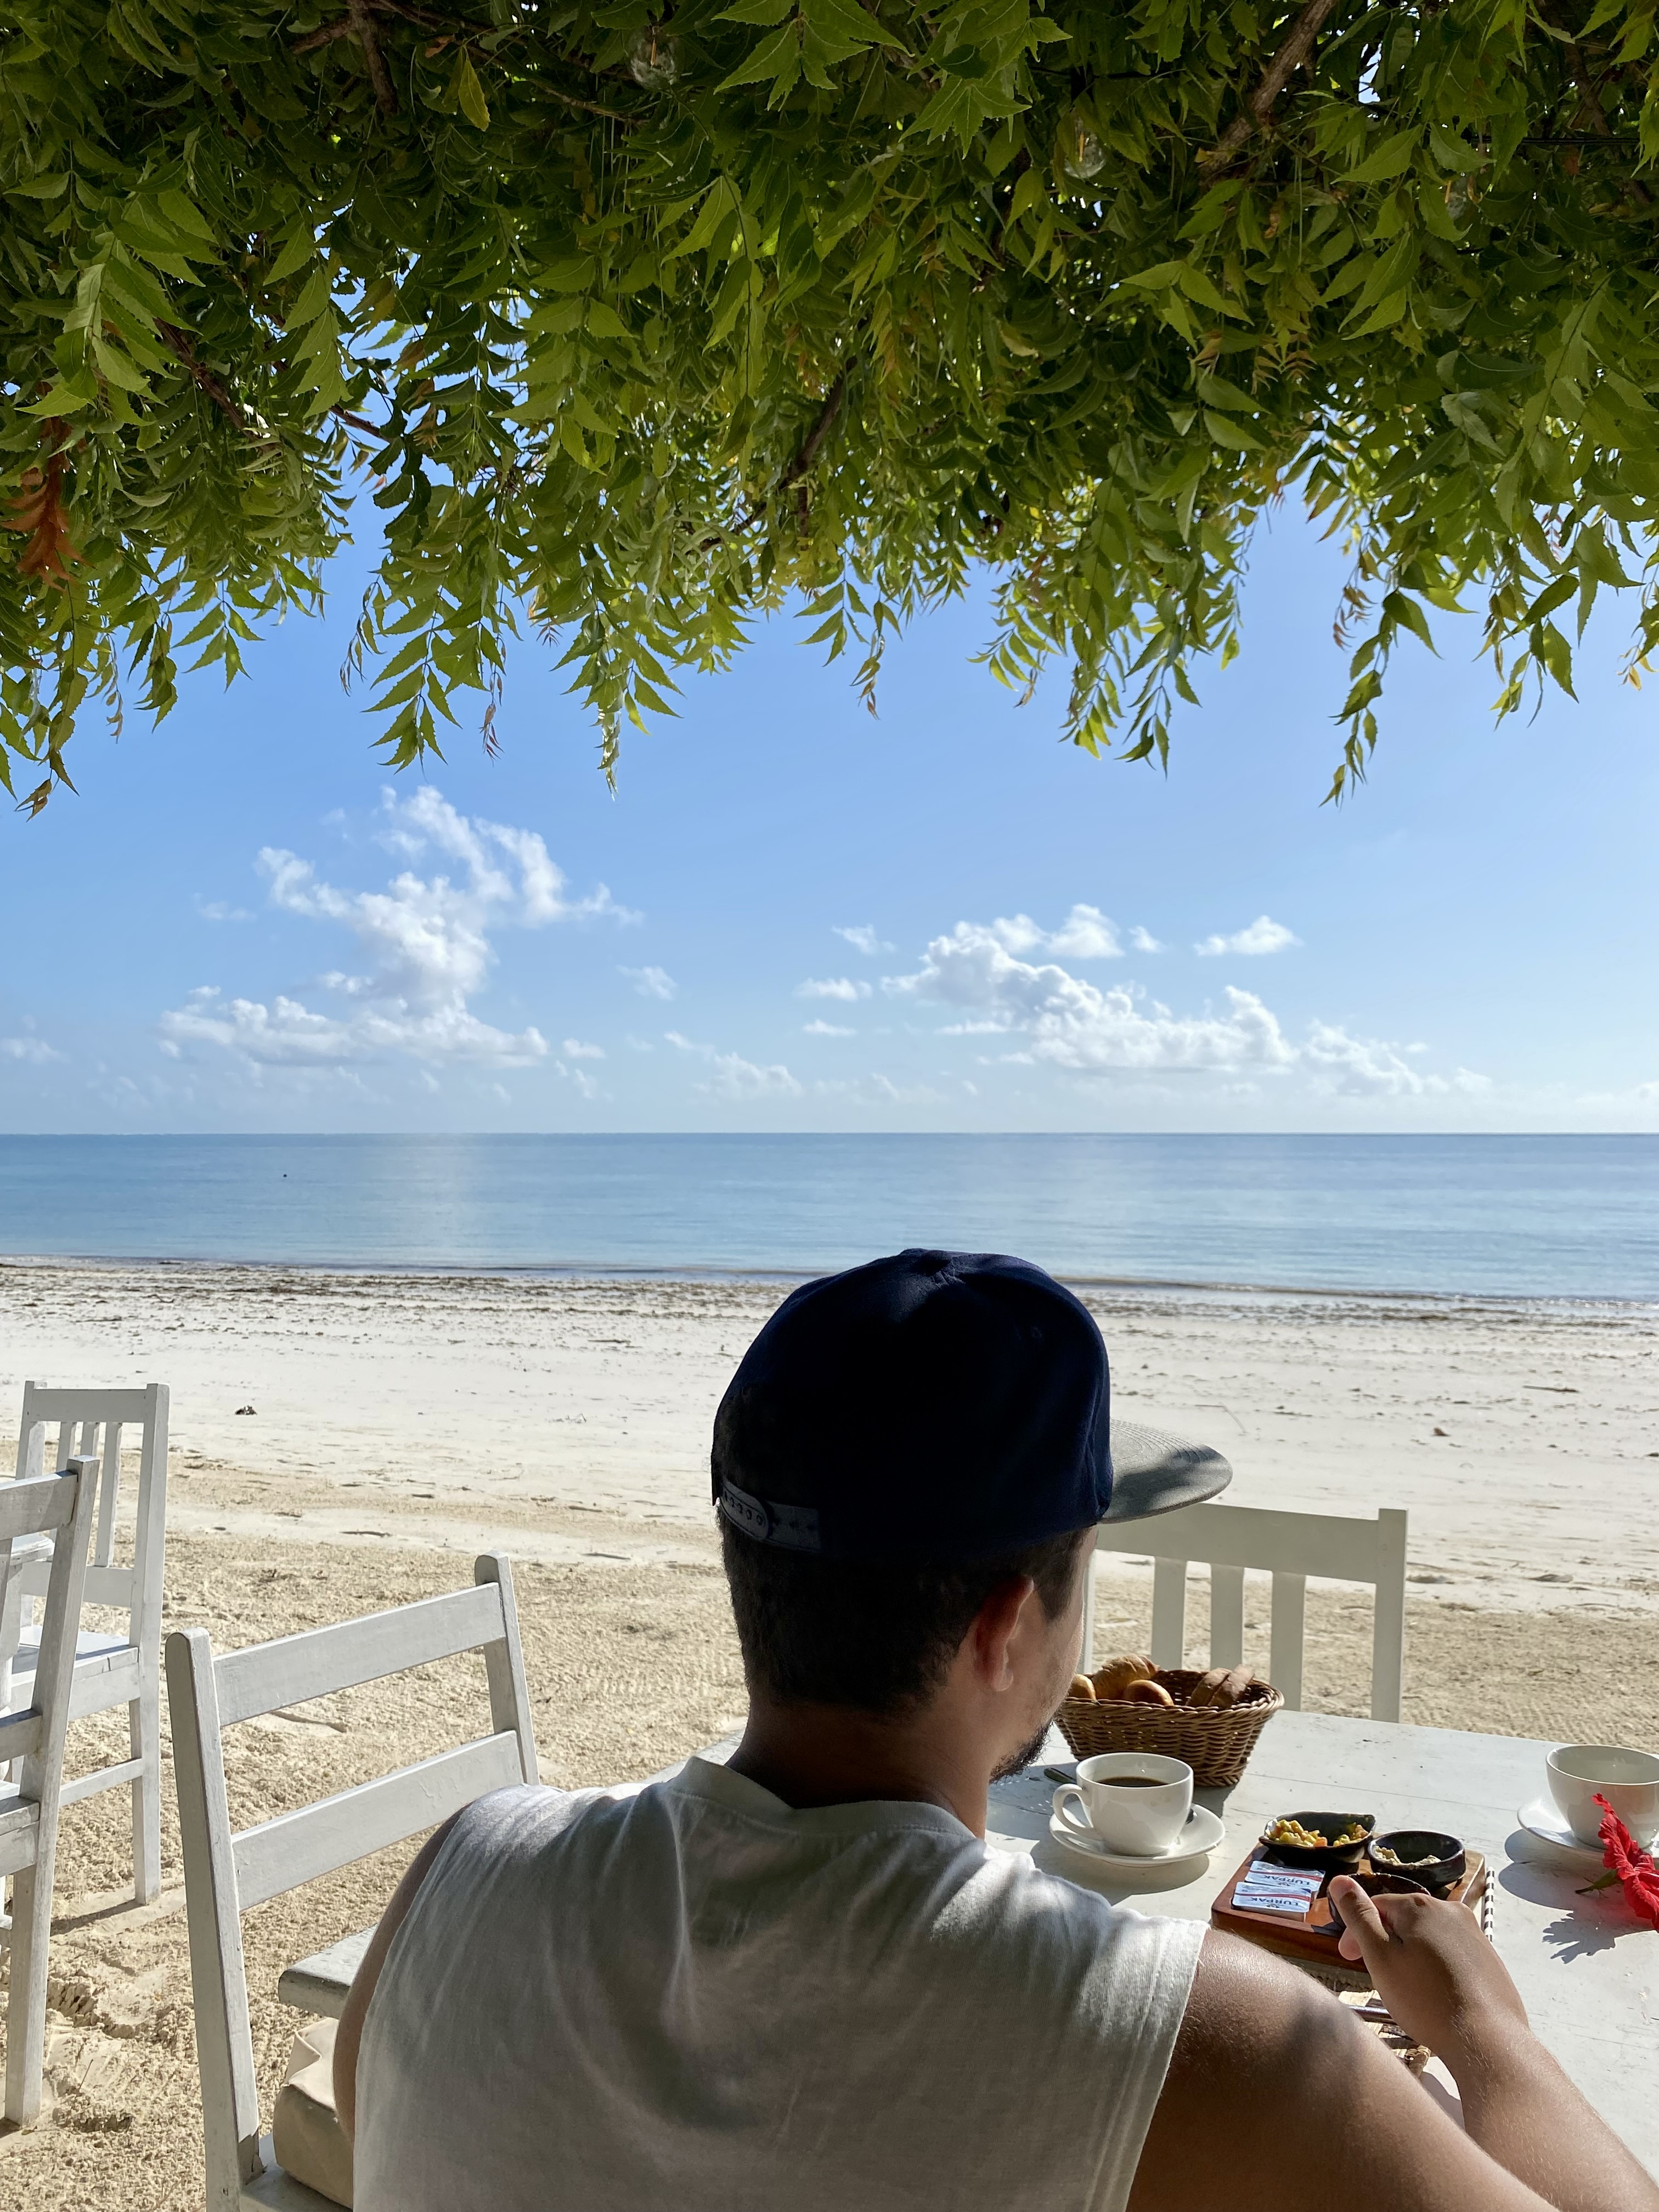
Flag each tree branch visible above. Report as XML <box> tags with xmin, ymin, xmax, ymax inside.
<box><xmin>156</xmin><ymin>322</ymin><xmax>250</xmax><ymax>432</ymax></box>
<box><xmin>1199</xmin><ymin>0</ymin><xmax>1342</xmax><ymax>169</ymax></box>
<box><xmin>691</xmin><ymin>373</ymin><xmax>850</xmax><ymax>550</ymax></box>
<box><xmin>349</xmin><ymin>0</ymin><xmax>399</xmax><ymax>114</ymax></box>
<box><xmin>777</xmin><ymin>371</ymin><xmax>848</xmax><ymax>492</ymax></box>
<box><xmin>1552</xmin><ymin>16</ymin><xmax>1652</xmax><ymax>205</ymax></box>
<box><xmin>292</xmin><ymin>4</ymin><xmax>641</xmax><ymax>120</ymax></box>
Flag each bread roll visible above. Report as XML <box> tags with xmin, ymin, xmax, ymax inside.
<box><xmin>1120</xmin><ymin>1678</ymin><xmax>1175</xmax><ymax>1707</ymax></box>
<box><xmin>1091</xmin><ymin>1655</ymin><xmax>1156</xmax><ymax>1700</ymax></box>
<box><xmin>1068</xmin><ymin>1673</ymin><xmax>1097</xmax><ymax>1702</ymax></box>
<box><xmin>1189</xmin><ymin>1668</ymin><xmax>1231</xmax><ymax>1708</ymax></box>
<box><xmin>1217</xmin><ymin>1665</ymin><xmax>1257</xmax><ymax>1706</ymax></box>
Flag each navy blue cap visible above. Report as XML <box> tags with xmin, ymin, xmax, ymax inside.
<box><xmin>711</xmin><ymin>1248</ymin><xmax>1111</xmax><ymax>1564</ymax></box>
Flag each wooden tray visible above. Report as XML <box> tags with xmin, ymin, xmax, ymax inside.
<box><xmin>1212</xmin><ymin>1844</ymin><xmax>1488</xmax><ymax>1970</ymax></box>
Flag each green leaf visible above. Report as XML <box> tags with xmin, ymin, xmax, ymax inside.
<box><xmin>718</xmin><ymin>21</ymin><xmax>799</xmax><ymax>91</ymax></box>
<box><xmin>268</xmin><ymin>230</ymin><xmax>318</xmax><ymax>285</ymax></box>
<box><xmin>1345</xmin><ymin>131</ymin><xmax>1420</xmax><ymax>184</ymax></box>
<box><xmin>452</xmin><ymin>50</ymin><xmax>491</xmax><ymax>132</ymax></box>
<box><xmin>157</xmin><ymin>189</ymin><xmax>217</xmax><ymax>244</ymax></box>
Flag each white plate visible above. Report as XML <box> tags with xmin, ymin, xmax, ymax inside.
<box><xmin>1048</xmin><ymin>1802</ymin><xmax>1225</xmax><ymax>1873</ymax></box>
<box><xmin>1516</xmin><ymin>1797</ymin><xmax>1606</xmax><ymax>1861</ymax></box>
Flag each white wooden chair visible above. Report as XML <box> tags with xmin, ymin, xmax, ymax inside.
<box><xmin>4</xmin><ymin>1382</ymin><xmax>170</xmax><ymax>1903</ymax></box>
<box><xmin>1</xmin><ymin>1457</ymin><xmax>98</xmax><ymax>2124</ymax></box>
<box><xmin>166</xmin><ymin>1554</ymin><xmax>539</xmax><ymax>2210</ymax></box>
<box><xmin>1085</xmin><ymin>1502</ymin><xmax>1409</xmax><ymax>1722</ymax></box>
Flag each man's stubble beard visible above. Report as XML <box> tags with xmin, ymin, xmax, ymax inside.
<box><xmin>991</xmin><ymin>1713</ymin><xmax>1057</xmax><ymax>1784</ymax></box>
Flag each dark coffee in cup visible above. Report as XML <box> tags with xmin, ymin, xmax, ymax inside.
<box><xmin>1101</xmin><ymin>1776</ymin><xmax>1163</xmax><ymax>1788</ymax></box>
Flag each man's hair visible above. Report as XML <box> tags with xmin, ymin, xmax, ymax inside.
<box><xmin>720</xmin><ymin>1519</ymin><xmax>1087</xmax><ymax>1717</ymax></box>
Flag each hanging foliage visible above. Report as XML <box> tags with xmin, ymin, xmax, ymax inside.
<box><xmin>3</xmin><ymin>0</ymin><xmax>1659</xmax><ymax>812</ymax></box>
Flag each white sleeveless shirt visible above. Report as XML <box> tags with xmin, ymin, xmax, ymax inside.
<box><xmin>355</xmin><ymin>1758</ymin><xmax>1202</xmax><ymax>2212</ymax></box>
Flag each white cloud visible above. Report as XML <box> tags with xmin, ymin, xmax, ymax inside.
<box><xmin>885</xmin><ymin>915</ymin><xmax>1476</xmax><ymax>1097</ymax></box>
<box><xmin>562</xmin><ymin>1039</ymin><xmax>605</xmax><ymax>1060</ymax></box>
<box><xmin>1</xmin><ymin>1036</ymin><xmax>61</xmax><ymax>1065</ymax></box>
<box><xmin>1043</xmin><ymin>905</ymin><xmax>1125</xmax><ymax>960</ymax></box>
<box><xmin>1301</xmin><ymin>1023</ymin><xmax>1426</xmax><ymax>1097</ymax></box>
<box><xmin>159</xmin><ymin>788</ymin><xmax>629</xmax><ymax>1070</ymax></box>
<box><xmin>1299</xmin><ymin>1032</ymin><xmax>1492</xmax><ymax>1100</ymax></box>
<box><xmin>798</xmin><ymin>977</ymin><xmax>872</xmax><ymax>1002</ymax></box>
<box><xmin>707</xmin><ymin>1052</ymin><xmax>802</xmax><ymax>1101</ymax></box>
<box><xmin>1195</xmin><ymin>915</ymin><xmax>1300</xmax><ymax>957</ymax></box>
<box><xmin>975</xmin><ymin>906</ymin><xmax>1125</xmax><ymax>961</ymax></box>
<box><xmin>665</xmin><ymin>1028</ymin><xmax>802</xmax><ymax>1099</ymax></box>
<box><xmin>834</xmin><ymin>924</ymin><xmax>895</xmax><ymax>956</ymax></box>
<box><xmin>813</xmin><ymin>1074</ymin><xmax>946</xmax><ymax>1108</ymax></box>
<box><xmin>621</xmin><ymin>964</ymin><xmax>676</xmax><ymax>1000</ymax></box>
<box><xmin>885</xmin><ymin>924</ymin><xmax>1296</xmax><ymax>1073</ymax></box>
<box><xmin>556</xmin><ymin>1060</ymin><xmax>602</xmax><ymax>1100</ymax></box>
<box><xmin>196</xmin><ymin>899</ymin><xmax>252</xmax><ymax>923</ymax></box>
<box><xmin>803</xmin><ymin>1019</ymin><xmax>855</xmax><ymax>1036</ymax></box>
<box><xmin>1130</xmin><ymin>926</ymin><xmax>1164</xmax><ymax>953</ymax></box>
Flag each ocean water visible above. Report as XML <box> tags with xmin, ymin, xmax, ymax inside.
<box><xmin>0</xmin><ymin>1135</ymin><xmax>1654</xmax><ymax>1302</ymax></box>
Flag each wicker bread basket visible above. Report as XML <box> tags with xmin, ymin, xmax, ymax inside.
<box><xmin>1056</xmin><ymin>1669</ymin><xmax>1284</xmax><ymax>1790</ymax></box>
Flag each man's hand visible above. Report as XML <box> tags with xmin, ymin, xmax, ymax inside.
<box><xmin>1328</xmin><ymin>1876</ymin><xmax>1529</xmax><ymax>2076</ymax></box>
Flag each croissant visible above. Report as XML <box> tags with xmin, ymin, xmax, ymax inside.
<box><xmin>1091</xmin><ymin>1654</ymin><xmax>1156</xmax><ymax>1700</ymax></box>
<box><xmin>1068</xmin><ymin>1673</ymin><xmax>1097</xmax><ymax>1702</ymax></box>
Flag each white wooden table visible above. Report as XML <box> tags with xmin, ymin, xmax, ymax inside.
<box><xmin>994</xmin><ymin>1710</ymin><xmax>1658</xmax><ymax>2175</ymax></box>
<box><xmin>281</xmin><ymin>1710</ymin><xmax>1657</xmax><ymax>2175</ymax></box>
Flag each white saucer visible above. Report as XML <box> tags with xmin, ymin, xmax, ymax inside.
<box><xmin>1516</xmin><ymin>1797</ymin><xmax>1607</xmax><ymax>1861</ymax></box>
<box><xmin>1048</xmin><ymin>1803</ymin><xmax>1226</xmax><ymax>1874</ymax></box>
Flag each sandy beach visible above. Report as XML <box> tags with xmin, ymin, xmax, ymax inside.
<box><xmin>2</xmin><ymin>1259</ymin><xmax>1657</xmax><ymax>2207</ymax></box>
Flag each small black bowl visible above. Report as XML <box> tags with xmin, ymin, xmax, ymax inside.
<box><xmin>1369</xmin><ymin>1829</ymin><xmax>1465</xmax><ymax>1894</ymax></box>
<box><xmin>1259</xmin><ymin>1810</ymin><xmax>1375</xmax><ymax>1872</ymax></box>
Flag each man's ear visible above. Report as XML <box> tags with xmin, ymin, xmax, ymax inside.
<box><xmin>964</xmin><ymin>1575</ymin><xmax>1039</xmax><ymax>1692</ymax></box>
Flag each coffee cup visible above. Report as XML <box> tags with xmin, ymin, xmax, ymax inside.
<box><xmin>1053</xmin><ymin>1753</ymin><xmax>1193</xmax><ymax>1856</ymax></box>
<box><xmin>1546</xmin><ymin>1743</ymin><xmax>1659</xmax><ymax>1848</ymax></box>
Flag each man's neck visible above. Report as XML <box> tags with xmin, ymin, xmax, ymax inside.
<box><xmin>726</xmin><ymin>1697</ymin><xmax>992</xmax><ymax>1838</ymax></box>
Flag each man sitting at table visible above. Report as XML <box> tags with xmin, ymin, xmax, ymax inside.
<box><xmin>335</xmin><ymin>1249</ymin><xmax>1657</xmax><ymax>2212</ymax></box>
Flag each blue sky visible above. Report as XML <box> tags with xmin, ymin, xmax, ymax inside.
<box><xmin>3</xmin><ymin>504</ymin><xmax>1656</xmax><ymax>1133</ymax></box>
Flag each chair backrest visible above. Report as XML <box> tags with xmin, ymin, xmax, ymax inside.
<box><xmin>0</xmin><ymin>1461</ymin><xmax>97</xmax><ymax>1781</ymax></box>
<box><xmin>0</xmin><ymin>1459</ymin><xmax>98</xmax><ymax>2120</ymax></box>
<box><xmin>166</xmin><ymin>1555</ymin><xmax>538</xmax><ymax>2211</ymax></box>
<box><xmin>13</xmin><ymin>1381</ymin><xmax>169</xmax><ymax>1609</ymax></box>
<box><xmin>1089</xmin><ymin>1502</ymin><xmax>1409</xmax><ymax>1722</ymax></box>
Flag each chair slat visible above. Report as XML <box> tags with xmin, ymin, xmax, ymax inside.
<box><xmin>1368</xmin><ymin>1509</ymin><xmax>1409</xmax><ymax>1723</ymax></box>
<box><xmin>1209</xmin><ymin>1563</ymin><xmax>1246</xmax><ymax>1669</ymax></box>
<box><xmin>0</xmin><ymin>1803</ymin><xmax>42</xmax><ymax>1882</ymax></box>
<box><xmin>276</xmin><ymin>1928</ymin><xmax>374</xmax><ymax>2020</ymax></box>
<box><xmin>0</xmin><ymin>1473</ymin><xmax>78</xmax><ymax>1545</ymax></box>
<box><xmin>1269</xmin><ymin>1571</ymin><xmax>1306</xmax><ymax>1711</ymax></box>
<box><xmin>1150</xmin><ymin>1557</ymin><xmax>1187</xmax><ymax>1669</ymax></box>
<box><xmin>0</xmin><ymin>1708</ymin><xmax>43</xmax><ymax>1764</ymax></box>
<box><xmin>214</xmin><ymin>1582</ymin><xmax>506</xmax><ymax>1726</ymax></box>
<box><xmin>1097</xmin><ymin>1501</ymin><xmax>1395</xmax><ymax>1582</ymax></box>
<box><xmin>18</xmin><ymin>1387</ymin><xmax>159</xmax><ymax>1426</ymax></box>
<box><xmin>233</xmin><ymin>1733</ymin><xmax>523</xmax><ymax>1909</ymax></box>
<box><xmin>60</xmin><ymin>1756</ymin><xmax>146</xmax><ymax>1807</ymax></box>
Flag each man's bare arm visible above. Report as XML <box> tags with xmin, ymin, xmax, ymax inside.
<box><xmin>333</xmin><ymin>1813</ymin><xmax>459</xmax><ymax>2143</ymax></box>
<box><xmin>1330</xmin><ymin>1877</ymin><xmax>1659</xmax><ymax>2212</ymax></box>
<box><xmin>1128</xmin><ymin>1913</ymin><xmax>1656</xmax><ymax>2212</ymax></box>
<box><xmin>1127</xmin><ymin>1928</ymin><xmax>1551</xmax><ymax>2212</ymax></box>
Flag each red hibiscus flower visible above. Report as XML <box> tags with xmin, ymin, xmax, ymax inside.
<box><xmin>1576</xmin><ymin>1796</ymin><xmax>1659</xmax><ymax>1931</ymax></box>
